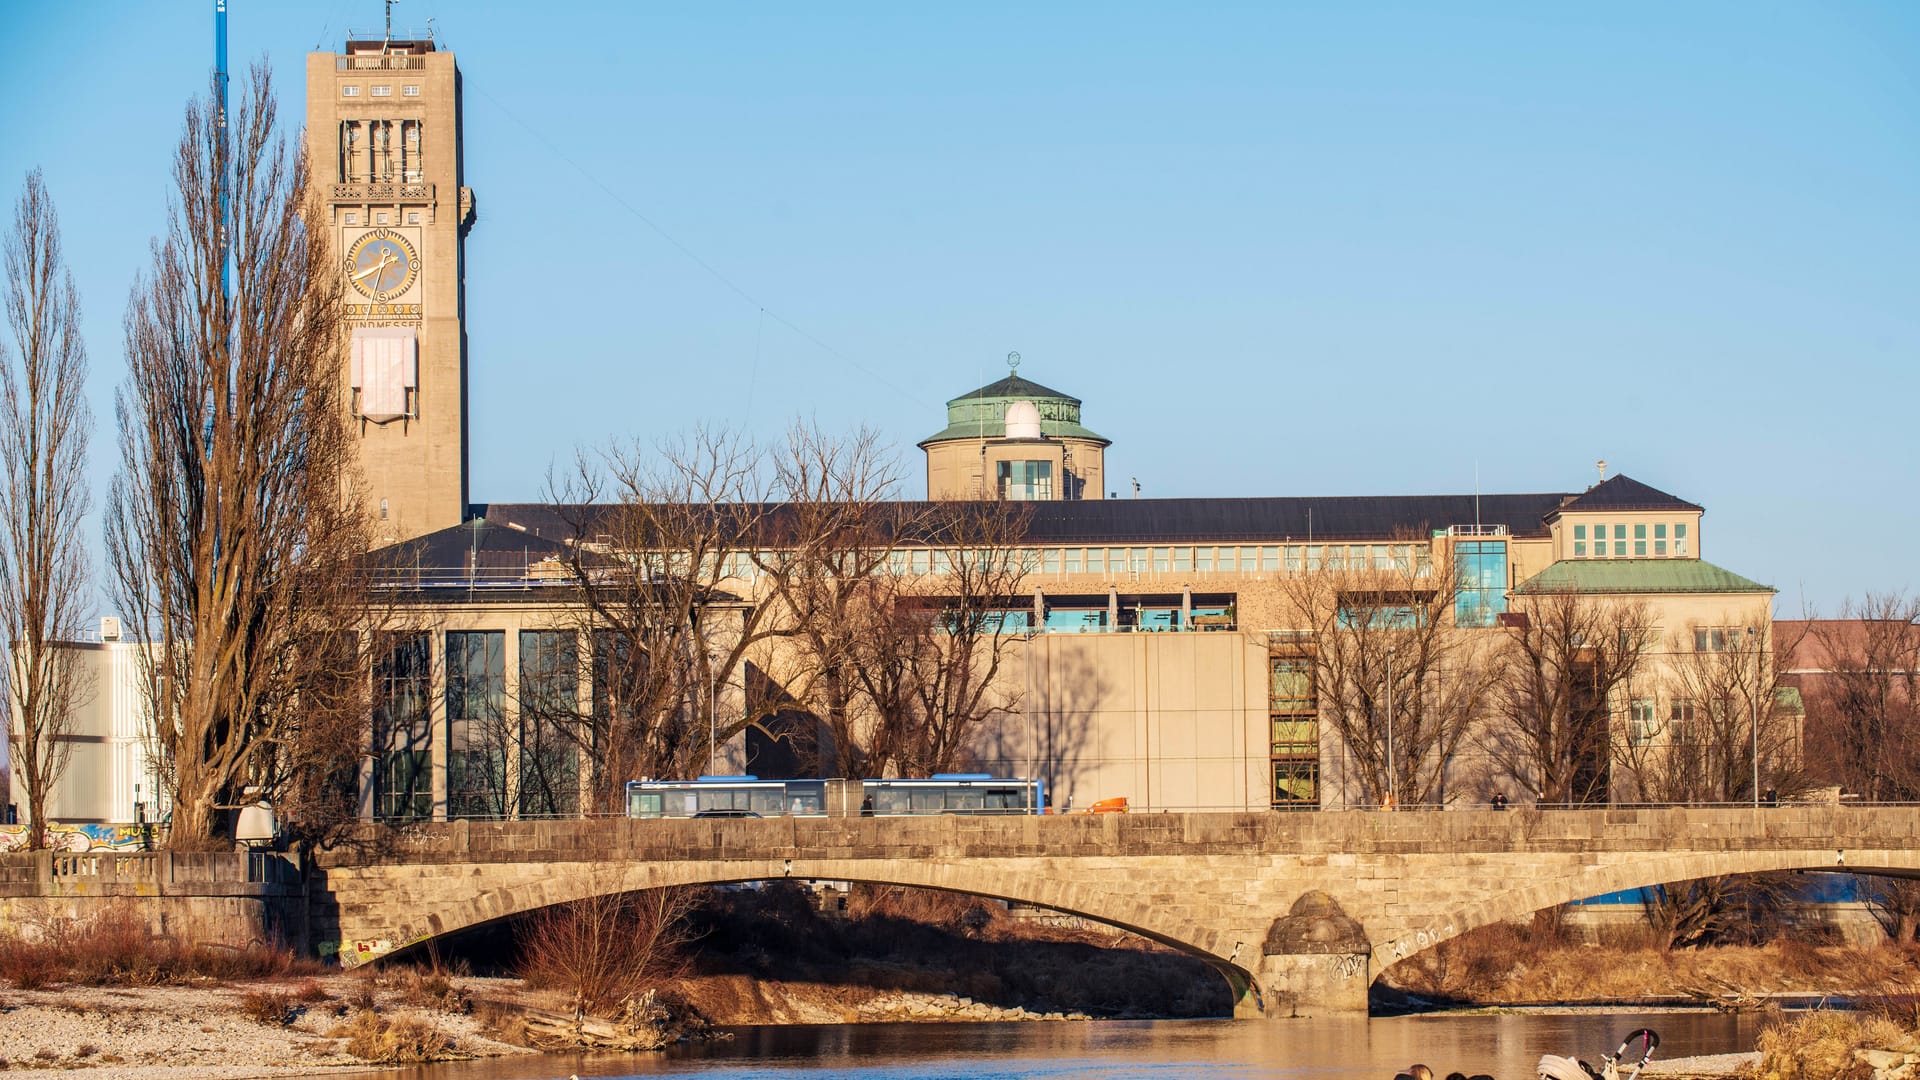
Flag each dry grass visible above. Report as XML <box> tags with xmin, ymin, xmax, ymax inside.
<box><xmin>0</xmin><ymin>904</ymin><xmax>318</xmax><ymax>989</ymax></box>
<box><xmin>1386</xmin><ymin>924</ymin><xmax>1920</xmax><ymax>1006</ymax></box>
<box><xmin>471</xmin><ymin>999</ymin><xmax>533</xmax><ymax>1047</ymax></box>
<box><xmin>1749</xmin><ymin>1011</ymin><xmax>1911</xmax><ymax>1080</ymax></box>
<box><xmin>387</xmin><ymin>967</ymin><xmax>471</xmax><ymax>1014</ymax></box>
<box><xmin>327</xmin><ymin>1008</ymin><xmax>456</xmax><ymax>1063</ymax></box>
<box><xmin>238</xmin><ymin>989</ymin><xmax>302</xmax><ymax>1025</ymax></box>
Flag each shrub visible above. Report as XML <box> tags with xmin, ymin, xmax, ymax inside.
<box><xmin>240</xmin><ymin>989</ymin><xmax>301</xmax><ymax>1025</ymax></box>
<box><xmin>292</xmin><ymin>978</ymin><xmax>332</xmax><ymax>1004</ymax></box>
<box><xmin>333</xmin><ymin>1009</ymin><xmax>454</xmax><ymax>1063</ymax></box>
<box><xmin>515</xmin><ymin>884</ymin><xmax>699</xmax><ymax>1013</ymax></box>
<box><xmin>393</xmin><ymin>968</ymin><xmax>469</xmax><ymax>1014</ymax></box>
<box><xmin>1750</xmin><ymin>1010</ymin><xmax>1901</xmax><ymax>1080</ymax></box>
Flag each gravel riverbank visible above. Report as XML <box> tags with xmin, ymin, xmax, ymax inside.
<box><xmin>0</xmin><ymin>976</ymin><xmax>535</xmax><ymax>1078</ymax></box>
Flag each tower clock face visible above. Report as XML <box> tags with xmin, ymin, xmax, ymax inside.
<box><xmin>345</xmin><ymin>229</ymin><xmax>419</xmax><ymax>301</ymax></box>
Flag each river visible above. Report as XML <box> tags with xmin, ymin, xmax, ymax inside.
<box><xmin>381</xmin><ymin>1011</ymin><xmax>1766</xmax><ymax>1080</ymax></box>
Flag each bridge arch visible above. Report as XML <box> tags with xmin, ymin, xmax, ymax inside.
<box><xmin>371</xmin><ymin>856</ymin><xmax>1253</xmax><ymax>996</ymax></box>
<box><xmin>1370</xmin><ymin>846</ymin><xmax>1920</xmax><ymax>972</ymax></box>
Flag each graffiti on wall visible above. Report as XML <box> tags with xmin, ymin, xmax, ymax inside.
<box><xmin>0</xmin><ymin>823</ymin><xmax>157</xmax><ymax>854</ymax></box>
<box><xmin>337</xmin><ymin>932</ymin><xmax>429</xmax><ymax>969</ymax></box>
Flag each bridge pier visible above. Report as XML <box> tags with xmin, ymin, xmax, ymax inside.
<box><xmin>1246</xmin><ymin>890</ymin><xmax>1375</xmax><ymax>1017</ymax></box>
<box><xmin>1249</xmin><ymin>951</ymin><xmax>1372</xmax><ymax>1016</ymax></box>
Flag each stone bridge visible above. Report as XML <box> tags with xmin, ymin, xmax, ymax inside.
<box><xmin>309</xmin><ymin>806</ymin><xmax>1920</xmax><ymax>1016</ymax></box>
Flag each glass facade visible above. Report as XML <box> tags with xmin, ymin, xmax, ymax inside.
<box><xmin>447</xmin><ymin>630</ymin><xmax>507</xmax><ymax>819</ymax></box>
<box><xmin>373</xmin><ymin>632</ymin><xmax>433</xmax><ymax>822</ymax></box>
<box><xmin>518</xmin><ymin>630</ymin><xmax>580</xmax><ymax>818</ymax></box>
<box><xmin>1269</xmin><ymin>657</ymin><xmax>1318</xmax><ymax>808</ymax></box>
<box><xmin>1455</xmin><ymin>540</ymin><xmax>1508</xmax><ymax>628</ymax></box>
<box><xmin>996</xmin><ymin>460</ymin><xmax>1053</xmax><ymax>501</ymax></box>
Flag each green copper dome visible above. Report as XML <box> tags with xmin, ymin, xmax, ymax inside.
<box><xmin>919</xmin><ymin>373</ymin><xmax>1111</xmax><ymax>447</ymax></box>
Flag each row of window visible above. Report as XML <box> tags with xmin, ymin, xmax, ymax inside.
<box><xmin>342</xmin><ymin>85</ymin><xmax>422</xmax><ymax>97</ymax></box>
<box><xmin>342</xmin><ymin>211</ymin><xmax>422</xmax><ymax>227</ymax></box>
<box><xmin>870</xmin><ymin>544</ymin><xmax>1434</xmax><ymax>579</ymax></box>
<box><xmin>1570</xmin><ymin>521</ymin><xmax>1690</xmax><ymax>559</ymax></box>
<box><xmin>374</xmin><ymin>629</ymin><xmax>584</xmax><ymax>822</ymax></box>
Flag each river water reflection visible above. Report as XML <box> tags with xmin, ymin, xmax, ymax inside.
<box><xmin>389</xmin><ymin>1011</ymin><xmax>1765</xmax><ymax>1080</ymax></box>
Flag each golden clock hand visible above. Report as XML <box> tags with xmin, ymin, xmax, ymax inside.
<box><xmin>351</xmin><ymin>249</ymin><xmax>391</xmax><ymax>278</ymax></box>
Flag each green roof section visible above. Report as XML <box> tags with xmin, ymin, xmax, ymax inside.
<box><xmin>1514</xmin><ymin>558</ymin><xmax>1773</xmax><ymax>596</ymax></box>
<box><xmin>920</xmin><ymin>370</ymin><xmax>1110</xmax><ymax>447</ymax></box>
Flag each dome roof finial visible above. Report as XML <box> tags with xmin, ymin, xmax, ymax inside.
<box><xmin>1007</xmin><ymin>350</ymin><xmax>1021</xmax><ymax>375</ymax></box>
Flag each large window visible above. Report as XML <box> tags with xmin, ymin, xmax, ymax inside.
<box><xmin>1270</xmin><ymin>657</ymin><xmax>1319</xmax><ymax>808</ymax></box>
<box><xmin>1454</xmin><ymin>541</ymin><xmax>1508</xmax><ymax>628</ymax></box>
<box><xmin>518</xmin><ymin>630</ymin><xmax>580</xmax><ymax>818</ymax></box>
<box><xmin>373</xmin><ymin>632</ymin><xmax>433</xmax><ymax>822</ymax></box>
<box><xmin>996</xmin><ymin>460</ymin><xmax>1053</xmax><ymax>501</ymax></box>
<box><xmin>447</xmin><ymin>631</ymin><xmax>507</xmax><ymax>819</ymax></box>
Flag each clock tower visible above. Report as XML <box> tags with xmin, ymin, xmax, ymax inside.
<box><xmin>307</xmin><ymin>29</ymin><xmax>474</xmax><ymax>545</ymax></box>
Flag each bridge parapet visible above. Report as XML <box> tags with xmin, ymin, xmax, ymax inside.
<box><xmin>311</xmin><ymin>805</ymin><xmax>1918</xmax><ymax>870</ymax></box>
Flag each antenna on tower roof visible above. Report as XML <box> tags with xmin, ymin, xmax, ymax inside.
<box><xmin>1596</xmin><ymin>459</ymin><xmax>1609</xmax><ymax>484</ymax></box>
<box><xmin>384</xmin><ymin>0</ymin><xmax>398</xmax><ymax>51</ymax></box>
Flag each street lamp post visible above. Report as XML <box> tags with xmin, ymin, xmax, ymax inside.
<box><xmin>1384</xmin><ymin>653</ymin><xmax>1395</xmax><ymax>810</ymax></box>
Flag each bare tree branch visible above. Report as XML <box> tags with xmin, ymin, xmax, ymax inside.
<box><xmin>106</xmin><ymin>66</ymin><xmax>372</xmax><ymax>850</ymax></box>
<box><xmin>0</xmin><ymin>168</ymin><xmax>93</xmax><ymax>848</ymax></box>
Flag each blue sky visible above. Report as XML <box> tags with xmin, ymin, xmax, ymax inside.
<box><xmin>0</xmin><ymin>2</ymin><xmax>1914</xmax><ymax>614</ymax></box>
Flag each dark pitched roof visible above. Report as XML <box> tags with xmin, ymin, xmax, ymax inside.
<box><xmin>950</xmin><ymin>374</ymin><xmax>1079</xmax><ymax>405</ymax></box>
<box><xmin>1553</xmin><ymin>474</ymin><xmax>1702</xmax><ymax>515</ymax></box>
<box><xmin>367</xmin><ymin>519</ymin><xmax>578</xmax><ymax>599</ymax></box>
<box><xmin>1018</xmin><ymin>494</ymin><xmax>1564</xmax><ymax>543</ymax></box>
<box><xmin>481</xmin><ymin>491</ymin><xmax>1569</xmax><ymax>547</ymax></box>
<box><xmin>377</xmin><ymin>518</ymin><xmax>571</xmax><ymax>573</ymax></box>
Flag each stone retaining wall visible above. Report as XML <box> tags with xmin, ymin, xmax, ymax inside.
<box><xmin>0</xmin><ymin>850</ymin><xmax>308</xmax><ymax>950</ymax></box>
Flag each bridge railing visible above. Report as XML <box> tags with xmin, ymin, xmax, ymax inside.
<box><xmin>370</xmin><ymin>793</ymin><xmax>1905</xmax><ymax>826</ymax></box>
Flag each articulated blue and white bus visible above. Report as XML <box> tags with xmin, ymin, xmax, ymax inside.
<box><xmin>625</xmin><ymin>774</ymin><xmax>1046</xmax><ymax>819</ymax></box>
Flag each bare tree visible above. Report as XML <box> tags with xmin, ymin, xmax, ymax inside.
<box><xmin>1278</xmin><ymin>538</ymin><xmax>1493</xmax><ymax>807</ymax></box>
<box><xmin>515</xmin><ymin>877</ymin><xmax>701</xmax><ymax>1013</ymax></box>
<box><xmin>1797</xmin><ymin>595</ymin><xmax>1920</xmax><ymax>943</ymax></box>
<box><xmin>755</xmin><ymin>422</ymin><xmax>922</xmax><ymax>777</ymax></box>
<box><xmin>1479</xmin><ymin>588</ymin><xmax>1656</xmax><ymax>805</ymax></box>
<box><xmin>0</xmin><ymin>169</ymin><xmax>92</xmax><ymax>848</ymax></box>
<box><xmin>1640</xmin><ymin>873</ymin><xmax>1799</xmax><ymax>952</ymax></box>
<box><xmin>106</xmin><ymin>66</ymin><xmax>371</xmax><ymax>850</ymax></box>
<box><xmin>1621</xmin><ymin>620</ymin><xmax>1799</xmax><ymax>804</ymax></box>
<box><xmin>1806</xmin><ymin>593</ymin><xmax>1920</xmax><ymax>801</ymax></box>
<box><xmin>534</xmin><ymin>428</ymin><xmax>783</xmax><ymax>813</ymax></box>
<box><xmin>854</xmin><ymin>499</ymin><xmax>1034</xmax><ymax>777</ymax></box>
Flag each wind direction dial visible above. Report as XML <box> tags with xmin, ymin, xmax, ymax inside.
<box><xmin>345</xmin><ymin>229</ymin><xmax>419</xmax><ymax>301</ymax></box>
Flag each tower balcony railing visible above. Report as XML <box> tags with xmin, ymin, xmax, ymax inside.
<box><xmin>330</xmin><ymin>182</ymin><xmax>435</xmax><ymax>204</ymax></box>
<box><xmin>336</xmin><ymin>55</ymin><xmax>427</xmax><ymax>71</ymax></box>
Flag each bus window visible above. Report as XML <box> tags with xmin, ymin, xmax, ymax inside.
<box><xmin>789</xmin><ymin>791</ymin><xmax>823</xmax><ymax>815</ymax></box>
<box><xmin>631</xmin><ymin>792</ymin><xmax>663</xmax><ymax>818</ymax></box>
<box><xmin>873</xmin><ymin>788</ymin><xmax>912</xmax><ymax>814</ymax></box>
<box><xmin>749</xmin><ymin>788</ymin><xmax>787</xmax><ymax>816</ymax></box>
<box><xmin>948</xmin><ymin>789</ymin><xmax>985</xmax><ymax>813</ymax></box>
<box><xmin>697</xmin><ymin>789</ymin><xmax>744</xmax><ymax>813</ymax></box>
<box><xmin>911</xmin><ymin>789</ymin><xmax>943</xmax><ymax>813</ymax></box>
<box><xmin>984</xmin><ymin>789</ymin><xmax>1022</xmax><ymax>811</ymax></box>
